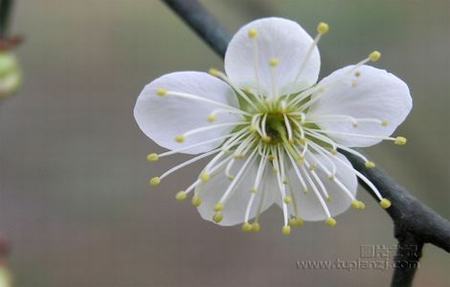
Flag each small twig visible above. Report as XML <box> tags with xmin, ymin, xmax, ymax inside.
<box><xmin>0</xmin><ymin>0</ymin><xmax>14</xmax><ymax>39</ymax></box>
<box><xmin>0</xmin><ymin>0</ymin><xmax>22</xmax><ymax>51</ymax></box>
<box><xmin>162</xmin><ymin>0</ymin><xmax>230</xmax><ymax>57</ymax></box>
<box><xmin>160</xmin><ymin>0</ymin><xmax>450</xmax><ymax>286</ymax></box>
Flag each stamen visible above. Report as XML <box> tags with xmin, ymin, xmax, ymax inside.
<box><xmin>283</xmin><ymin>113</ymin><xmax>294</xmax><ymax>143</ymax></box>
<box><xmin>394</xmin><ymin>136</ymin><xmax>407</xmax><ymax>145</ymax></box>
<box><xmin>332</xmin><ymin>143</ymin><xmax>374</xmax><ymax>168</ymax></box>
<box><xmin>294</xmin><ymin>22</ymin><xmax>329</xmax><ymax>82</ymax></box>
<box><xmin>156</xmin><ymin>132</ymin><xmax>240</xmax><ymax>159</ymax></box>
<box><xmin>158</xmin><ymin>148</ymin><xmax>222</xmax><ymax>181</ymax></box>
<box><xmin>163</xmin><ymin>90</ymin><xmax>250</xmax><ymax>116</ymax></box>
<box><xmin>146</xmin><ymin>153</ymin><xmax>159</xmax><ymax>162</ymax></box>
<box><xmin>306</xmin><ymin>143</ymin><xmax>336</xmax><ymax>177</ymax></box>
<box><xmin>175</xmin><ymin>191</ymin><xmax>188</xmax><ymax>201</ymax></box>
<box><xmin>289</xmin><ymin>116</ymin><xmax>305</xmax><ymax>140</ymax></box>
<box><xmin>316</xmin><ymin>144</ymin><xmax>386</xmax><ymax>202</ymax></box>
<box><xmin>179</xmin><ymin>121</ymin><xmax>248</xmax><ymax>140</ymax></box>
<box><xmin>208</xmin><ymin>68</ymin><xmax>262</xmax><ymax>109</ymax></box>
<box><xmin>285</xmin><ymin>147</ymin><xmax>308</xmax><ymax>192</ymax></box>
<box><xmin>352</xmin><ymin>50</ymin><xmax>382</xmax><ymax>72</ymax></box>
<box><xmin>248</xmin><ymin>28</ymin><xmax>263</xmax><ymax>99</ymax></box>
<box><xmin>273</xmin><ymin>147</ymin><xmax>289</xmax><ymax>231</ymax></box>
<box><xmin>300</xmin><ymin>164</ymin><xmax>332</xmax><ymax>219</ymax></box>
<box><xmin>269</xmin><ymin>58</ymin><xmax>279</xmax><ymax>99</ymax></box>
<box><xmin>304</xmin><ymin>130</ymin><xmax>337</xmax><ymax>151</ymax></box>
<box><xmin>218</xmin><ymin>148</ymin><xmax>258</xmax><ymax>205</ymax></box>
<box><xmin>305</xmin><ymin>114</ymin><xmax>386</xmax><ymax>127</ymax></box>
<box><xmin>225</xmin><ymin>158</ymin><xmax>235</xmax><ymax>180</ymax></box>
<box><xmin>305</xmin><ymin>159</ymin><xmax>330</xmax><ymax>199</ymax></box>
<box><xmin>306</xmin><ymin>128</ymin><xmax>405</xmax><ymax>144</ymax></box>
<box><xmin>247</xmin><ymin>28</ymin><xmax>257</xmax><ymax>39</ymax></box>
<box><xmin>208</xmin><ymin>108</ymin><xmax>248</xmax><ymax>123</ymax></box>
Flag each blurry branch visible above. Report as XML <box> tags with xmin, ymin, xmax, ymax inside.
<box><xmin>162</xmin><ymin>0</ymin><xmax>230</xmax><ymax>57</ymax></box>
<box><xmin>222</xmin><ymin>0</ymin><xmax>276</xmax><ymax>18</ymax></box>
<box><xmin>0</xmin><ymin>0</ymin><xmax>13</xmax><ymax>39</ymax></box>
<box><xmin>160</xmin><ymin>0</ymin><xmax>450</xmax><ymax>286</ymax></box>
<box><xmin>0</xmin><ymin>0</ymin><xmax>21</xmax><ymax>50</ymax></box>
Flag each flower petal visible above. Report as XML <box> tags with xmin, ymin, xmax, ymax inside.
<box><xmin>225</xmin><ymin>17</ymin><xmax>320</xmax><ymax>98</ymax></box>
<box><xmin>285</xmin><ymin>152</ymin><xmax>357</xmax><ymax>221</ymax></box>
<box><xmin>308</xmin><ymin>65</ymin><xmax>412</xmax><ymax>147</ymax></box>
<box><xmin>196</xmin><ymin>155</ymin><xmax>277</xmax><ymax>226</ymax></box>
<box><xmin>134</xmin><ymin>71</ymin><xmax>241</xmax><ymax>154</ymax></box>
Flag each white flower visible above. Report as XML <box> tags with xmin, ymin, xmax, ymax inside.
<box><xmin>134</xmin><ymin>18</ymin><xmax>412</xmax><ymax>235</ymax></box>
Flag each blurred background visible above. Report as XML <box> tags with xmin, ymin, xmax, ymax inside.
<box><xmin>0</xmin><ymin>0</ymin><xmax>449</xmax><ymax>286</ymax></box>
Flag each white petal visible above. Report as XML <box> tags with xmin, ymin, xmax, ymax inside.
<box><xmin>196</xmin><ymin>155</ymin><xmax>277</xmax><ymax>226</ymax></box>
<box><xmin>308</xmin><ymin>65</ymin><xmax>412</xmax><ymax>147</ymax></box>
<box><xmin>134</xmin><ymin>72</ymin><xmax>241</xmax><ymax>154</ymax></box>
<box><xmin>225</xmin><ymin>17</ymin><xmax>320</xmax><ymax>98</ymax></box>
<box><xmin>285</xmin><ymin>152</ymin><xmax>357</xmax><ymax>221</ymax></box>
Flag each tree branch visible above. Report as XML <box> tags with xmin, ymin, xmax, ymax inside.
<box><xmin>0</xmin><ymin>0</ymin><xmax>14</xmax><ymax>39</ymax></box>
<box><xmin>160</xmin><ymin>0</ymin><xmax>450</xmax><ymax>286</ymax></box>
<box><xmin>162</xmin><ymin>0</ymin><xmax>230</xmax><ymax>58</ymax></box>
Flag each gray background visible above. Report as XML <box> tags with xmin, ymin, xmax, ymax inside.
<box><xmin>0</xmin><ymin>0</ymin><xmax>448</xmax><ymax>286</ymax></box>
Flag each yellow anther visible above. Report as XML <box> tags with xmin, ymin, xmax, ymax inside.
<box><xmin>242</xmin><ymin>87</ymin><xmax>252</xmax><ymax>94</ymax></box>
<box><xmin>249</xmin><ymin>125</ymin><xmax>257</xmax><ymax>132</ymax></box>
<box><xmin>191</xmin><ymin>195</ymin><xmax>202</xmax><ymax>207</ymax></box>
<box><xmin>146</xmin><ymin>153</ymin><xmax>159</xmax><ymax>162</ymax></box>
<box><xmin>262</xmin><ymin>135</ymin><xmax>272</xmax><ymax>143</ymax></box>
<box><xmin>355</xmin><ymin>71</ymin><xmax>361</xmax><ymax>77</ymax></box>
<box><xmin>309</xmin><ymin>164</ymin><xmax>317</xmax><ymax>171</ymax></box>
<box><xmin>208</xmin><ymin>68</ymin><xmax>221</xmax><ymax>77</ymax></box>
<box><xmin>289</xmin><ymin>217</ymin><xmax>304</xmax><ymax>228</ymax></box>
<box><xmin>248</xmin><ymin>28</ymin><xmax>257</xmax><ymax>39</ymax></box>
<box><xmin>213</xmin><ymin>212</ymin><xmax>223</xmax><ymax>223</ymax></box>
<box><xmin>199</xmin><ymin>172</ymin><xmax>210</xmax><ymax>182</ymax></box>
<box><xmin>284</xmin><ymin>196</ymin><xmax>293</xmax><ymax>204</ymax></box>
<box><xmin>296</xmin><ymin>157</ymin><xmax>305</xmax><ymax>165</ymax></box>
<box><xmin>282</xmin><ymin>225</ymin><xmax>291</xmax><ymax>235</ymax></box>
<box><xmin>149</xmin><ymin>177</ymin><xmax>160</xmax><ymax>186</ymax></box>
<box><xmin>369</xmin><ymin>51</ymin><xmax>381</xmax><ymax>62</ymax></box>
<box><xmin>326</xmin><ymin>217</ymin><xmax>337</xmax><ymax>227</ymax></box>
<box><xmin>326</xmin><ymin>196</ymin><xmax>332</xmax><ymax>202</ymax></box>
<box><xmin>242</xmin><ymin>222</ymin><xmax>253</xmax><ymax>232</ymax></box>
<box><xmin>327</xmin><ymin>174</ymin><xmax>335</xmax><ymax>180</ymax></box>
<box><xmin>394</xmin><ymin>136</ymin><xmax>407</xmax><ymax>145</ymax></box>
<box><xmin>156</xmin><ymin>88</ymin><xmax>167</xmax><ymax>97</ymax></box>
<box><xmin>297</xmin><ymin>138</ymin><xmax>306</xmax><ymax>145</ymax></box>
<box><xmin>250</xmin><ymin>187</ymin><xmax>257</xmax><ymax>193</ymax></box>
<box><xmin>382</xmin><ymin>120</ymin><xmax>389</xmax><ymax>127</ymax></box>
<box><xmin>207</xmin><ymin>114</ymin><xmax>217</xmax><ymax>123</ymax></box>
<box><xmin>214</xmin><ymin>202</ymin><xmax>224</xmax><ymax>212</ymax></box>
<box><xmin>175</xmin><ymin>191</ymin><xmax>187</xmax><ymax>201</ymax></box>
<box><xmin>330</xmin><ymin>149</ymin><xmax>338</xmax><ymax>155</ymax></box>
<box><xmin>227</xmin><ymin>175</ymin><xmax>235</xmax><ymax>180</ymax></box>
<box><xmin>380</xmin><ymin>198</ymin><xmax>392</xmax><ymax>209</ymax></box>
<box><xmin>175</xmin><ymin>135</ymin><xmax>185</xmax><ymax>143</ymax></box>
<box><xmin>352</xmin><ymin>200</ymin><xmax>365</xmax><ymax>210</ymax></box>
<box><xmin>358</xmin><ymin>201</ymin><xmax>366</xmax><ymax>209</ymax></box>
<box><xmin>317</xmin><ymin>22</ymin><xmax>329</xmax><ymax>35</ymax></box>
<box><xmin>269</xmin><ymin>58</ymin><xmax>279</xmax><ymax>67</ymax></box>
<box><xmin>365</xmin><ymin>161</ymin><xmax>376</xmax><ymax>169</ymax></box>
<box><xmin>251</xmin><ymin>222</ymin><xmax>261</xmax><ymax>232</ymax></box>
